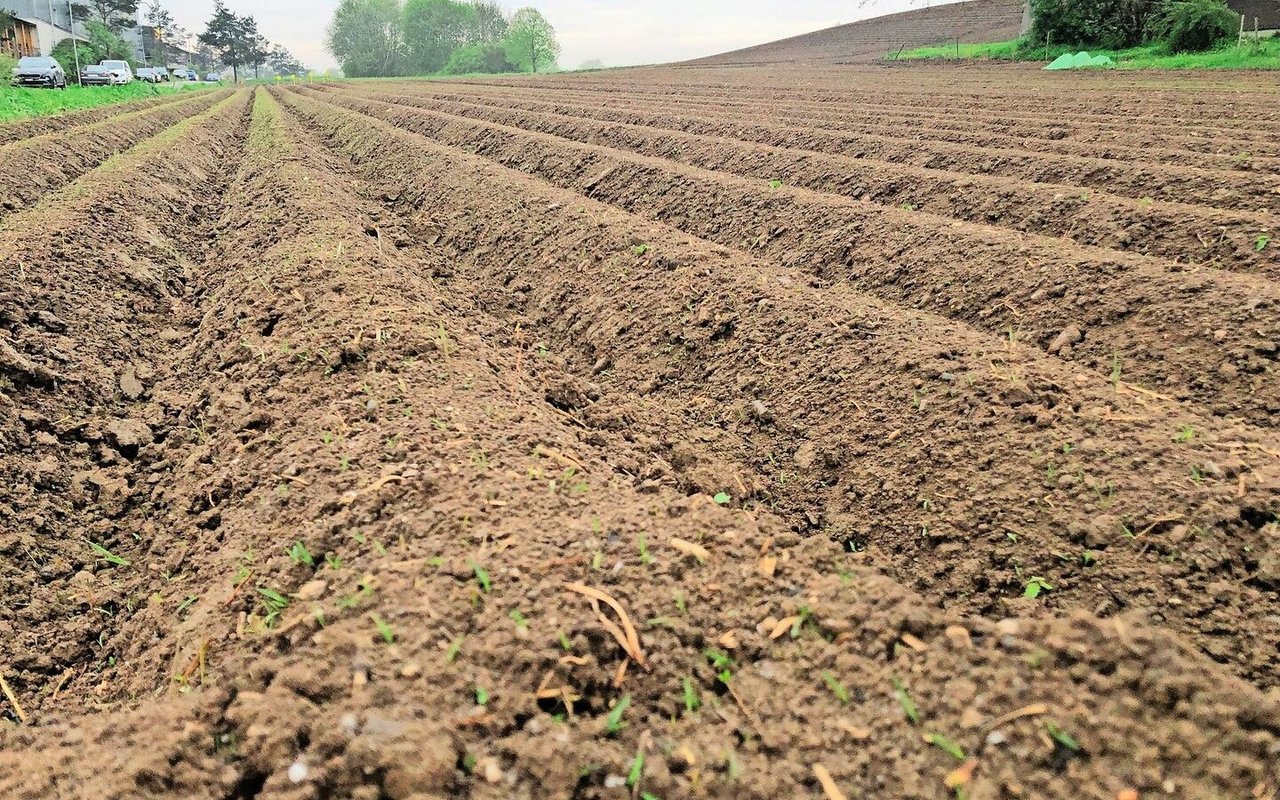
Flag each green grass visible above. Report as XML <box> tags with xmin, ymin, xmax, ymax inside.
<box><xmin>890</xmin><ymin>40</ymin><xmax>1022</xmax><ymax>61</ymax></box>
<box><xmin>891</xmin><ymin>36</ymin><xmax>1280</xmax><ymax>70</ymax></box>
<box><xmin>0</xmin><ymin>82</ymin><xmax>214</xmax><ymax>123</ymax></box>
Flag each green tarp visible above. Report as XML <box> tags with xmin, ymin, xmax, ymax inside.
<box><xmin>1045</xmin><ymin>51</ymin><xmax>1115</xmax><ymax>70</ymax></box>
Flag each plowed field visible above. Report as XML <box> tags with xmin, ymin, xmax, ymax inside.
<box><xmin>1</xmin><ymin>65</ymin><xmax>1277</xmax><ymax>800</ymax></box>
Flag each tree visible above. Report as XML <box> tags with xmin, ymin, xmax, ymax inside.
<box><xmin>0</xmin><ymin>9</ymin><xmax>17</xmax><ymax>44</ymax></box>
<box><xmin>192</xmin><ymin>41</ymin><xmax>218</xmax><ymax>70</ymax></box>
<box><xmin>402</xmin><ymin>0</ymin><xmax>474</xmax><ymax>73</ymax></box>
<box><xmin>248</xmin><ymin>33</ymin><xmax>270</xmax><ymax>78</ymax></box>
<box><xmin>467</xmin><ymin>1</ymin><xmax>507</xmax><ymax>44</ymax></box>
<box><xmin>143</xmin><ymin>1</ymin><xmax>175</xmax><ymax>64</ymax></box>
<box><xmin>85</xmin><ymin>19</ymin><xmax>133</xmax><ymax>61</ymax></box>
<box><xmin>267</xmin><ymin>44</ymin><xmax>307</xmax><ymax>76</ymax></box>
<box><xmin>502</xmin><ymin>7</ymin><xmax>559</xmax><ymax>73</ymax></box>
<box><xmin>1</xmin><ymin>10</ymin><xmax>18</xmax><ymax>73</ymax></box>
<box><xmin>198</xmin><ymin>2</ymin><xmax>258</xmax><ymax>81</ymax></box>
<box><xmin>72</xmin><ymin>0</ymin><xmax>140</xmax><ymax>32</ymax></box>
<box><xmin>326</xmin><ymin>0</ymin><xmax>404</xmax><ymax>77</ymax></box>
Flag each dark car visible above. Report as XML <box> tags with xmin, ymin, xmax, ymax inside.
<box><xmin>10</xmin><ymin>56</ymin><xmax>67</xmax><ymax>89</ymax></box>
<box><xmin>78</xmin><ymin>65</ymin><xmax>115</xmax><ymax>86</ymax></box>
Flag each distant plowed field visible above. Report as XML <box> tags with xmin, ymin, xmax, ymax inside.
<box><xmin>687</xmin><ymin>0</ymin><xmax>1027</xmax><ymax>64</ymax></box>
<box><xmin>1</xmin><ymin>65</ymin><xmax>1277</xmax><ymax>800</ymax></box>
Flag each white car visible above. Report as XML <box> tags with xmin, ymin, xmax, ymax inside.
<box><xmin>100</xmin><ymin>60</ymin><xmax>134</xmax><ymax>84</ymax></box>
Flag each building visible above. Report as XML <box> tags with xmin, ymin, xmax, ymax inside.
<box><xmin>2</xmin><ymin>0</ymin><xmax>87</xmax><ymax>58</ymax></box>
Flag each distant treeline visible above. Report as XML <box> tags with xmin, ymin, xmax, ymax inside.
<box><xmin>326</xmin><ymin>0</ymin><xmax>560</xmax><ymax>77</ymax></box>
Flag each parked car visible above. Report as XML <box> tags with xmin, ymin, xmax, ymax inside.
<box><xmin>10</xmin><ymin>56</ymin><xmax>67</xmax><ymax>89</ymax></box>
<box><xmin>135</xmin><ymin>67</ymin><xmax>163</xmax><ymax>83</ymax></box>
<box><xmin>100</xmin><ymin>60</ymin><xmax>134</xmax><ymax>84</ymax></box>
<box><xmin>180</xmin><ymin>69</ymin><xmax>198</xmax><ymax>81</ymax></box>
<box><xmin>205</xmin><ymin>72</ymin><xmax>221</xmax><ymax>82</ymax></box>
<box><xmin>79</xmin><ymin>65</ymin><xmax>116</xmax><ymax>86</ymax></box>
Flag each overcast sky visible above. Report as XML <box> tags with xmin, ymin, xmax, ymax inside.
<box><xmin>156</xmin><ymin>0</ymin><xmax>959</xmax><ymax>71</ymax></box>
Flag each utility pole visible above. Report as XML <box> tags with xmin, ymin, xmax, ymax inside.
<box><xmin>64</xmin><ymin>0</ymin><xmax>81</xmax><ymax>74</ymax></box>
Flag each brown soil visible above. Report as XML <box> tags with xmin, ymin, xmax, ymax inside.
<box><xmin>0</xmin><ymin>65</ymin><xmax>1278</xmax><ymax>800</ymax></box>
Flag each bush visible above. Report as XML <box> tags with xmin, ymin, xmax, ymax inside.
<box><xmin>1149</xmin><ymin>0</ymin><xmax>1240</xmax><ymax>52</ymax></box>
<box><xmin>1029</xmin><ymin>0</ymin><xmax>1162</xmax><ymax>48</ymax></box>
<box><xmin>0</xmin><ymin>53</ymin><xmax>16</xmax><ymax>79</ymax></box>
<box><xmin>442</xmin><ymin>43</ymin><xmax>516</xmax><ymax>74</ymax></box>
<box><xmin>53</xmin><ymin>39</ymin><xmax>97</xmax><ymax>74</ymax></box>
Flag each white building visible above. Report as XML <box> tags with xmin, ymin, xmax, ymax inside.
<box><xmin>3</xmin><ymin>0</ymin><xmax>87</xmax><ymax>57</ymax></box>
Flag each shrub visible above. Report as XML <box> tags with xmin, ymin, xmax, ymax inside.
<box><xmin>0</xmin><ymin>53</ymin><xmax>16</xmax><ymax>79</ymax></box>
<box><xmin>1029</xmin><ymin>0</ymin><xmax>1162</xmax><ymax>48</ymax></box>
<box><xmin>1149</xmin><ymin>0</ymin><xmax>1241</xmax><ymax>52</ymax></box>
<box><xmin>53</xmin><ymin>39</ymin><xmax>98</xmax><ymax>74</ymax></box>
<box><xmin>442</xmin><ymin>43</ymin><xmax>516</xmax><ymax>74</ymax></box>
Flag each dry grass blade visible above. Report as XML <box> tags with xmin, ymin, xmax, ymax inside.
<box><xmin>983</xmin><ymin>702</ymin><xmax>1050</xmax><ymax>730</ymax></box>
<box><xmin>0</xmin><ymin>670</ymin><xmax>28</xmax><ymax>724</ymax></box>
<box><xmin>669</xmin><ymin>537</ymin><xmax>710</xmax><ymax>562</ymax></box>
<box><xmin>770</xmin><ymin>616</ymin><xmax>801</xmax><ymax>639</ymax></box>
<box><xmin>812</xmin><ymin>763</ymin><xmax>848</xmax><ymax>800</ymax></box>
<box><xmin>563</xmin><ymin>582</ymin><xmax>647</xmax><ymax>668</ymax></box>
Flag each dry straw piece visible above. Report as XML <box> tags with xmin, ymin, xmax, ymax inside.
<box><xmin>562</xmin><ymin>583</ymin><xmax>647</xmax><ymax>668</ymax></box>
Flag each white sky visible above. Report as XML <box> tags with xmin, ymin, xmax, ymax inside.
<box><xmin>157</xmin><ymin>0</ymin><xmax>959</xmax><ymax>71</ymax></box>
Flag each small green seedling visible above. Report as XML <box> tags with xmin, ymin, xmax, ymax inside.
<box><xmin>605</xmin><ymin>694</ymin><xmax>631</xmax><ymax>734</ymax></box>
<box><xmin>1024</xmin><ymin>576</ymin><xmax>1053</xmax><ymax>599</ymax></box>
<box><xmin>892</xmin><ymin>678</ymin><xmax>920</xmax><ymax>724</ymax></box>
<box><xmin>472</xmin><ymin>563</ymin><xmax>491</xmax><ymax>593</ymax></box>
<box><xmin>631</xmin><ymin>244</ymin><xmax>650</xmax><ymax>256</ymax></box>
<box><xmin>509</xmin><ymin>609</ymin><xmax>528</xmax><ymax>629</ymax></box>
<box><xmin>445</xmin><ymin>636</ymin><xmax>464</xmax><ymax>662</ymax></box>
<box><xmin>637</xmin><ymin>533</ymin><xmax>654</xmax><ymax>565</ymax></box>
<box><xmin>1045</xmin><ymin>720</ymin><xmax>1081</xmax><ymax>751</ymax></box>
<box><xmin>288</xmin><ymin>541</ymin><xmax>314</xmax><ymax>566</ymax></box>
<box><xmin>705</xmin><ymin>648</ymin><xmax>734</xmax><ymax>683</ymax></box>
<box><xmin>557</xmin><ymin>630</ymin><xmax>573</xmax><ymax>650</ymax></box>
<box><xmin>713</xmin><ymin>492</ymin><xmax>731</xmax><ymax>506</ymax></box>
<box><xmin>89</xmin><ymin>541</ymin><xmax>130</xmax><ymax>567</ymax></box>
<box><xmin>768</xmin><ymin>179</ymin><xmax>783</xmax><ymax>189</ymax></box>
<box><xmin>1256</xmin><ymin>234</ymin><xmax>1271</xmax><ymax>252</ymax></box>
<box><xmin>1175</xmin><ymin>425</ymin><xmax>1195</xmax><ymax>443</ymax></box>
<box><xmin>822</xmin><ymin>671</ymin><xmax>850</xmax><ymax>704</ymax></box>
<box><xmin>682</xmin><ymin>677</ymin><xmax>700</xmax><ymax>712</ymax></box>
<box><xmin>792</xmin><ymin>606</ymin><xmax>814</xmax><ymax>638</ymax></box>
<box><xmin>371</xmin><ymin>614</ymin><xmax>394</xmax><ymax>643</ymax></box>
<box><xmin>626</xmin><ymin>752</ymin><xmax>644</xmax><ymax>787</ymax></box>
<box><xmin>257</xmin><ymin>587</ymin><xmax>290</xmax><ymax>626</ymax></box>
<box><xmin>475</xmin><ymin>685</ymin><xmax>490</xmax><ymax>706</ymax></box>
<box><xmin>325</xmin><ymin>552</ymin><xmax>343</xmax><ymax>570</ymax></box>
<box><xmin>925</xmin><ymin>732</ymin><xmax>966</xmax><ymax>762</ymax></box>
